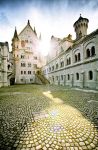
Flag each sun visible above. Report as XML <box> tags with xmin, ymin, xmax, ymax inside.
<box><xmin>38</xmin><ymin>39</ymin><xmax>51</xmax><ymax>56</ymax></box>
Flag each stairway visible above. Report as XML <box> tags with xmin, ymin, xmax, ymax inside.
<box><xmin>35</xmin><ymin>71</ymin><xmax>50</xmax><ymax>85</ymax></box>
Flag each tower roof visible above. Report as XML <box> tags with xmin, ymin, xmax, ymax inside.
<box><xmin>12</xmin><ymin>27</ymin><xmax>19</xmax><ymax>41</ymax></box>
<box><xmin>34</xmin><ymin>26</ymin><xmax>37</xmax><ymax>35</ymax></box>
<box><xmin>27</xmin><ymin>20</ymin><xmax>30</xmax><ymax>26</ymax></box>
<box><xmin>73</xmin><ymin>14</ymin><xmax>89</xmax><ymax>27</ymax></box>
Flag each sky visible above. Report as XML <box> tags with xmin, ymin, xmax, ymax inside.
<box><xmin>0</xmin><ymin>0</ymin><xmax>98</xmax><ymax>52</ymax></box>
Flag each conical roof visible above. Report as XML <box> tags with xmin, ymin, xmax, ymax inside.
<box><xmin>73</xmin><ymin>14</ymin><xmax>89</xmax><ymax>26</ymax></box>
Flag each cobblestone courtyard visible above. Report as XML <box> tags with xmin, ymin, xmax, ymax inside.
<box><xmin>0</xmin><ymin>84</ymin><xmax>98</xmax><ymax>150</ymax></box>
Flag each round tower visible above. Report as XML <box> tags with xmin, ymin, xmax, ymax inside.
<box><xmin>73</xmin><ymin>14</ymin><xmax>89</xmax><ymax>39</ymax></box>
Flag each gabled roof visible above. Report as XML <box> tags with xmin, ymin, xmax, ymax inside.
<box><xmin>19</xmin><ymin>20</ymin><xmax>37</xmax><ymax>37</ymax></box>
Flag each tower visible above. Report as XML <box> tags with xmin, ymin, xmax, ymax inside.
<box><xmin>12</xmin><ymin>27</ymin><xmax>19</xmax><ymax>82</ymax></box>
<box><xmin>73</xmin><ymin>14</ymin><xmax>89</xmax><ymax>39</ymax></box>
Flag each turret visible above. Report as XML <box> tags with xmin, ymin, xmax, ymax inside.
<box><xmin>73</xmin><ymin>14</ymin><xmax>89</xmax><ymax>39</ymax></box>
<box><xmin>12</xmin><ymin>27</ymin><xmax>19</xmax><ymax>41</ymax></box>
<box><xmin>34</xmin><ymin>26</ymin><xmax>37</xmax><ymax>35</ymax></box>
<box><xmin>27</xmin><ymin>20</ymin><xmax>30</xmax><ymax>26</ymax></box>
<box><xmin>39</xmin><ymin>33</ymin><xmax>41</xmax><ymax>40</ymax></box>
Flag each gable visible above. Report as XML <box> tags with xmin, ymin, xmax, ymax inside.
<box><xmin>19</xmin><ymin>24</ymin><xmax>37</xmax><ymax>41</ymax></box>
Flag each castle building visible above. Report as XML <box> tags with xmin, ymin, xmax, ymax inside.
<box><xmin>12</xmin><ymin>20</ymin><xmax>44</xmax><ymax>84</ymax></box>
<box><xmin>0</xmin><ymin>15</ymin><xmax>98</xmax><ymax>89</ymax></box>
<box><xmin>42</xmin><ymin>15</ymin><xmax>98</xmax><ymax>89</ymax></box>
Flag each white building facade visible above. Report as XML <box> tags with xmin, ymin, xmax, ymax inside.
<box><xmin>42</xmin><ymin>15</ymin><xmax>98</xmax><ymax>90</ymax></box>
<box><xmin>12</xmin><ymin>20</ymin><xmax>44</xmax><ymax>84</ymax></box>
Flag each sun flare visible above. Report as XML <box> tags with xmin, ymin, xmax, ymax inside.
<box><xmin>39</xmin><ymin>39</ymin><xmax>51</xmax><ymax>56</ymax></box>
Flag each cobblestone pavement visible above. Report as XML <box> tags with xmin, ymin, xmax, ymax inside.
<box><xmin>0</xmin><ymin>85</ymin><xmax>98</xmax><ymax>150</ymax></box>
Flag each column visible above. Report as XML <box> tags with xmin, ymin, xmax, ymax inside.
<box><xmin>71</xmin><ymin>74</ymin><xmax>74</xmax><ymax>87</ymax></box>
<box><xmin>81</xmin><ymin>72</ymin><xmax>85</xmax><ymax>88</ymax></box>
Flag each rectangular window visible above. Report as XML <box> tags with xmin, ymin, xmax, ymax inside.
<box><xmin>24</xmin><ymin>71</ymin><xmax>26</xmax><ymax>74</ymax></box>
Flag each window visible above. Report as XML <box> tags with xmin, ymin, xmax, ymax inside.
<box><xmin>60</xmin><ymin>61</ymin><xmax>64</xmax><ymax>68</ymax></box>
<box><xmin>52</xmin><ymin>76</ymin><xmax>54</xmax><ymax>82</ymax></box>
<box><xmin>28</xmin><ymin>63</ymin><xmax>31</xmax><ymax>67</ymax></box>
<box><xmin>75</xmin><ymin>55</ymin><xmax>77</xmax><ymax>62</ymax></box>
<box><xmin>21</xmin><ymin>55</ymin><xmax>25</xmax><ymax>59</ymax></box>
<box><xmin>49</xmin><ymin>67</ymin><xmax>51</xmax><ymax>72</ymax></box>
<box><xmin>75</xmin><ymin>53</ymin><xmax>81</xmax><ymax>62</ymax></box>
<box><xmin>21</xmin><ymin>63</ymin><xmax>26</xmax><ymax>67</ymax></box>
<box><xmin>89</xmin><ymin>71</ymin><xmax>93</xmax><ymax>80</ymax></box>
<box><xmin>30</xmin><ymin>79</ymin><xmax>33</xmax><ymax>82</ymax></box>
<box><xmin>86</xmin><ymin>49</ymin><xmax>90</xmax><ymax>58</ymax></box>
<box><xmin>8</xmin><ymin>64</ymin><xmax>10</xmax><ymax>70</ymax></box>
<box><xmin>91</xmin><ymin>46</ymin><xmax>95</xmax><ymax>56</ymax></box>
<box><xmin>52</xmin><ymin>66</ymin><xmax>54</xmax><ymax>71</ymax></box>
<box><xmin>56</xmin><ymin>63</ymin><xmax>58</xmax><ymax>69</ymax></box>
<box><xmin>69</xmin><ymin>57</ymin><xmax>71</xmax><ymax>64</ymax></box>
<box><xmin>78</xmin><ymin>53</ymin><xmax>81</xmax><ymax>61</ymax></box>
<box><xmin>21</xmin><ymin>40</ymin><xmax>25</xmax><ymax>47</ymax></box>
<box><xmin>67</xmin><ymin>57</ymin><xmax>71</xmax><ymax>65</ymax></box>
<box><xmin>68</xmin><ymin>74</ymin><xmax>70</xmax><ymax>80</ymax></box>
<box><xmin>24</xmin><ymin>71</ymin><xmax>26</xmax><ymax>74</ymax></box>
<box><xmin>28</xmin><ymin>71</ymin><xmax>31</xmax><ymax>74</ymax></box>
<box><xmin>21</xmin><ymin>71</ymin><xmax>23</xmax><ymax>74</ymax></box>
<box><xmin>61</xmin><ymin>75</ymin><xmax>63</xmax><ymax>80</ymax></box>
<box><xmin>34</xmin><ymin>56</ymin><xmax>37</xmax><ymax>60</ymax></box>
<box><xmin>33</xmin><ymin>71</ymin><xmax>35</xmax><ymax>74</ymax></box>
<box><xmin>56</xmin><ymin>76</ymin><xmax>58</xmax><ymax>80</ymax></box>
<box><xmin>21</xmin><ymin>79</ymin><xmax>23</xmax><ymax>82</ymax></box>
<box><xmin>76</xmin><ymin>73</ymin><xmax>79</xmax><ymax>80</ymax></box>
<box><xmin>33</xmin><ymin>64</ymin><xmax>37</xmax><ymax>68</ymax></box>
<box><xmin>67</xmin><ymin>59</ymin><xmax>69</xmax><ymax>65</ymax></box>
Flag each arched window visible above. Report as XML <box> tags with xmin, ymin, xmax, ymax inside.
<box><xmin>8</xmin><ymin>64</ymin><xmax>10</xmax><ymax>70</ymax></box>
<box><xmin>49</xmin><ymin>67</ymin><xmax>51</xmax><ymax>72</ymax></box>
<box><xmin>52</xmin><ymin>76</ymin><xmax>54</xmax><ymax>82</ymax></box>
<box><xmin>76</xmin><ymin>73</ymin><xmax>79</xmax><ymax>80</ymax></box>
<box><xmin>91</xmin><ymin>46</ymin><xmax>95</xmax><ymax>56</ymax></box>
<box><xmin>68</xmin><ymin>74</ymin><xmax>70</xmax><ymax>80</ymax></box>
<box><xmin>61</xmin><ymin>75</ymin><xmax>63</xmax><ymax>80</ymax></box>
<box><xmin>21</xmin><ymin>62</ymin><xmax>26</xmax><ymax>67</ymax></box>
<box><xmin>67</xmin><ymin>59</ymin><xmax>69</xmax><ymax>65</ymax></box>
<box><xmin>89</xmin><ymin>71</ymin><xmax>93</xmax><ymax>80</ymax></box>
<box><xmin>75</xmin><ymin>54</ymin><xmax>77</xmax><ymax>62</ymax></box>
<box><xmin>86</xmin><ymin>49</ymin><xmax>90</xmax><ymax>58</ymax></box>
<box><xmin>79</xmin><ymin>31</ymin><xmax>82</xmax><ymax>37</ymax></box>
<box><xmin>60</xmin><ymin>61</ymin><xmax>64</xmax><ymax>67</ymax></box>
<box><xmin>84</xmin><ymin>23</ymin><xmax>86</xmax><ymax>26</ymax></box>
<box><xmin>69</xmin><ymin>57</ymin><xmax>71</xmax><ymax>64</ymax></box>
<box><xmin>56</xmin><ymin>63</ymin><xmax>58</xmax><ymax>69</ymax></box>
<box><xmin>52</xmin><ymin>66</ymin><xmax>54</xmax><ymax>71</ymax></box>
<box><xmin>78</xmin><ymin>53</ymin><xmax>81</xmax><ymax>61</ymax></box>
